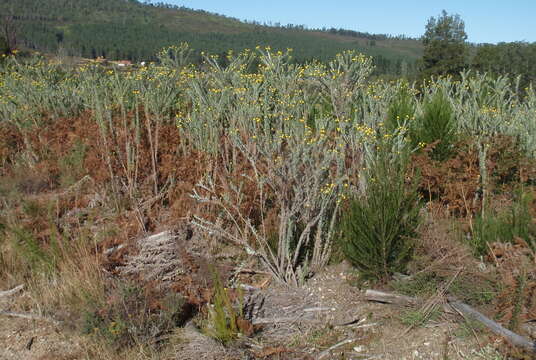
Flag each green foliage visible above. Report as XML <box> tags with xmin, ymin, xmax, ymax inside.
<box><xmin>400</xmin><ymin>308</ymin><xmax>440</xmax><ymax>327</ymax></box>
<box><xmin>0</xmin><ymin>36</ymin><xmax>8</xmax><ymax>56</ymax></box>
<box><xmin>339</xmin><ymin>138</ymin><xmax>422</xmax><ymax>280</ymax></box>
<box><xmin>421</xmin><ymin>10</ymin><xmax>468</xmax><ymax>78</ymax></box>
<box><xmin>8</xmin><ymin>226</ymin><xmax>57</xmax><ymax>275</ymax></box>
<box><xmin>455</xmin><ymin>317</ymin><xmax>486</xmax><ymax>338</ymax></box>
<box><xmin>157</xmin><ymin>43</ymin><xmax>193</xmax><ymax>68</ymax></box>
<box><xmin>473</xmin><ymin>42</ymin><xmax>536</xmax><ymax>91</ymax></box>
<box><xmin>470</xmin><ymin>190</ymin><xmax>536</xmax><ymax>256</ymax></box>
<box><xmin>0</xmin><ymin>0</ymin><xmax>418</xmax><ymax>76</ymax></box>
<box><xmin>508</xmin><ymin>273</ymin><xmax>526</xmax><ymax>332</ymax></box>
<box><xmin>392</xmin><ymin>272</ymin><xmax>497</xmax><ymax>307</ymax></box>
<box><xmin>0</xmin><ymin>46</ymin><xmax>535</xmax><ymax>290</ymax></box>
<box><xmin>306</xmin><ymin>326</ymin><xmax>345</xmax><ymax>348</ymax></box>
<box><xmin>411</xmin><ymin>91</ymin><xmax>457</xmax><ymax>160</ymax></box>
<box><xmin>391</xmin><ymin>272</ymin><xmax>438</xmax><ymax>297</ymax></box>
<box><xmin>386</xmin><ymin>84</ymin><xmax>415</xmax><ymax>133</ymax></box>
<box><xmin>1</xmin><ymin>199</ymin><xmax>57</xmax><ymax>277</ymax></box>
<box><xmin>0</xmin><ymin>26</ymin><xmax>535</xmax><ymax>358</ymax></box>
<box><xmin>58</xmin><ymin>140</ymin><xmax>87</xmax><ymax>187</ymax></box>
<box><xmin>203</xmin><ymin>270</ymin><xmax>242</xmax><ymax>345</ymax></box>
<box><xmin>449</xmin><ymin>277</ymin><xmax>497</xmax><ymax>306</ymax></box>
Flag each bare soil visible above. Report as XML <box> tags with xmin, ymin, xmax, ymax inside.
<box><xmin>0</xmin><ymin>263</ymin><xmax>502</xmax><ymax>360</ymax></box>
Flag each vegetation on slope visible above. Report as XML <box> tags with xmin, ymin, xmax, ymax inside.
<box><xmin>0</xmin><ymin>0</ymin><xmax>421</xmax><ymax>75</ymax></box>
<box><xmin>0</xmin><ymin>46</ymin><xmax>535</xmax><ymax>357</ymax></box>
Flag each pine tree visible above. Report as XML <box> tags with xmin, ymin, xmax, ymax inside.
<box><xmin>421</xmin><ymin>10</ymin><xmax>468</xmax><ymax>78</ymax></box>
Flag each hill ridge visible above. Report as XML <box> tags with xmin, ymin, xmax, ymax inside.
<box><xmin>1</xmin><ymin>0</ymin><xmax>422</xmax><ymax>75</ymax></box>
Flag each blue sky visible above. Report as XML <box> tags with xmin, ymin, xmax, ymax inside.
<box><xmin>164</xmin><ymin>0</ymin><xmax>535</xmax><ymax>44</ymax></box>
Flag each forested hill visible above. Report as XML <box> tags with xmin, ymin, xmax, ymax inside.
<box><xmin>0</xmin><ymin>0</ymin><xmax>422</xmax><ymax>75</ymax></box>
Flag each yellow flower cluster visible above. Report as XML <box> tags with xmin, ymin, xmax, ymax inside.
<box><xmin>320</xmin><ymin>182</ymin><xmax>337</xmax><ymax>195</ymax></box>
<box><xmin>480</xmin><ymin>105</ymin><xmax>501</xmax><ymax>116</ymax></box>
<box><xmin>355</xmin><ymin>124</ymin><xmax>375</xmax><ymax>138</ymax></box>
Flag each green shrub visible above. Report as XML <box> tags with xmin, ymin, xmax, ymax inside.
<box><xmin>391</xmin><ymin>272</ymin><xmax>438</xmax><ymax>297</ymax></box>
<box><xmin>455</xmin><ymin>317</ymin><xmax>486</xmax><ymax>338</ymax></box>
<box><xmin>392</xmin><ymin>271</ymin><xmax>498</xmax><ymax>307</ymax></box>
<box><xmin>8</xmin><ymin>226</ymin><xmax>56</xmax><ymax>275</ymax></box>
<box><xmin>58</xmin><ymin>140</ymin><xmax>87</xmax><ymax>187</ymax></box>
<box><xmin>470</xmin><ymin>190</ymin><xmax>535</xmax><ymax>256</ymax></box>
<box><xmin>411</xmin><ymin>91</ymin><xmax>457</xmax><ymax>160</ymax></box>
<box><xmin>339</xmin><ymin>140</ymin><xmax>422</xmax><ymax>280</ymax></box>
<box><xmin>400</xmin><ymin>308</ymin><xmax>440</xmax><ymax>327</ymax></box>
<box><xmin>2</xmin><ymin>200</ymin><xmax>66</xmax><ymax>279</ymax></box>
<box><xmin>203</xmin><ymin>269</ymin><xmax>243</xmax><ymax>345</ymax></box>
<box><xmin>386</xmin><ymin>85</ymin><xmax>415</xmax><ymax>134</ymax></box>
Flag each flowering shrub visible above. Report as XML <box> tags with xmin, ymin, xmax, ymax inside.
<box><xmin>0</xmin><ymin>45</ymin><xmax>535</xmax><ymax>286</ymax></box>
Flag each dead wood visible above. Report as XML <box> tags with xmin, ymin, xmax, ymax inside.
<box><xmin>0</xmin><ymin>310</ymin><xmax>60</xmax><ymax>325</ymax></box>
<box><xmin>364</xmin><ymin>289</ymin><xmax>536</xmax><ymax>354</ymax></box>
<box><xmin>448</xmin><ymin>297</ymin><xmax>536</xmax><ymax>354</ymax></box>
<box><xmin>0</xmin><ymin>284</ymin><xmax>24</xmax><ymax>298</ymax></box>
<box><xmin>252</xmin><ymin>316</ymin><xmax>302</xmax><ymax>325</ymax></box>
<box><xmin>364</xmin><ymin>289</ymin><xmax>419</xmax><ymax>306</ymax></box>
<box><xmin>315</xmin><ymin>337</ymin><xmax>363</xmax><ymax>359</ymax></box>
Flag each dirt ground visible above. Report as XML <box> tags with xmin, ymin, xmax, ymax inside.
<box><xmin>1</xmin><ymin>261</ymin><xmax>507</xmax><ymax>360</ymax></box>
<box><xmin>300</xmin><ymin>263</ymin><xmax>496</xmax><ymax>359</ymax></box>
<box><xmin>0</xmin><ymin>290</ymin><xmax>83</xmax><ymax>360</ymax></box>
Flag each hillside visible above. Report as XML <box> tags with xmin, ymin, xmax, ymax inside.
<box><xmin>1</xmin><ymin>38</ymin><xmax>535</xmax><ymax>359</ymax></box>
<box><xmin>0</xmin><ymin>0</ymin><xmax>422</xmax><ymax>74</ymax></box>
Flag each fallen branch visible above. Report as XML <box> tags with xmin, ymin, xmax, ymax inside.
<box><xmin>364</xmin><ymin>289</ymin><xmax>536</xmax><ymax>354</ymax></box>
<box><xmin>0</xmin><ymin>310</ymin><xmax>59</xmax><ymax>325</ymax></box>
<box><xmin>333</xmin><ymin>317</ymin><xmax>362</xmax><ymax>327</ymax></box>
<box><xmin>0</xmin><ymin>284</ymin><xmax>24</xmax><ymax>298</ymax></box>
<box><xmin>448</xmin><ymin>298</ymin><xmax>536</xmax><ymax>354</ymax></box>
<box><xmin>303</xmin><ymin>307</ymin><xmax>332</xmax><ymax>312</ymax></box>
<box><xmin>364</xmin><ymin>289</ymin><xmax>418</xmax><ymax>306</ymax></box>
<box><xmin>252</xmin><ymin>316</ymin><xmax>301</xmax><ymax>325</ymax></box>
<box><xmin>316</xmin><ymin>337</ymin><xmax>363</xmax><ymax>359</ymax></box>
<box><xmin>236</xmin><ymin>268</ymin><xmax>272</xmax><ymax>275</ymax></box>
<box><xmin>364</xmin><ymin>289</ymin><xmax>456</xmax><ymax>315</ymax></box>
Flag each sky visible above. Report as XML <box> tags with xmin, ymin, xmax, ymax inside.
<box><xmin>164</xmin><ymin>0</ymin><xmax>535</xmax><ymax>44</ymax></box>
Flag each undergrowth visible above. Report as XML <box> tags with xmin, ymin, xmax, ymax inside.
<box><xmin>0</xmin><ymin>46</ymin><xmax>535</xmax><ymax>358</ymax></box>
<box><xmin>339</xmin><ymin>135</ymin><xmax>422</xmax><ymax>280</ymax></box>
<box><xmin>470</xmin><ymin>189</ymin><xmax>536</xmax><ymax>256</ymax></box>
<box><xmin>411</xmin><ymin>90</ymin><xmax>457</xmax><ymax>160</ymax></box>
<box><xmin>202</xmin><ymin>269</ymin><xmax>248</xmax><ymax>345</ymax></box>
<box><xmin>82</xmin><ymin>281</ymin><xmax>187</xmax><ymax>350</ymax></box>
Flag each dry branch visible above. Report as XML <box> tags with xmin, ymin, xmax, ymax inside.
<box><xmin>364</xmin><ymin>289</ymin><xmax>536</xmax><ymax>354</ymax></box>
<box><xmin>0</xmin><ymin>310</ymin><xmax>59</xmax><ymax>325</ymax></box>
<box><xmin>251</xmin><ymin>316</ymin><xmax>301</xmax><ymax>325</ymax></box>
<box><xmin>303</xmin><ymin>307</ymin><xmax>332</xmax><ymax>312</ymax></box>
<box><xmin>0</xmin><ymin>285</ymin><xmax>24</xmax><ymax>298</ymax></box>
<box><xmin>448</xmin><ymin>298</ymin><xmax>536</xmax><ymax>354</ymax></box>
<box><xmin>364</xmin><ymin>289</ymin><xmax>419</xmax><ymax>306</ymax></box>
<box><xmin>316</xmin><ymin>337</ymin><xmax>363</xmax><ymax>359</ymax></box>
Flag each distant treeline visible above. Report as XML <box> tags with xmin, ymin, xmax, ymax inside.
<box><xmin>15</xmin><ymin>22</ymin><xmax>414</xmax><ymax>75</ymax></box>
<box><xmin>472</xmin><ymin>42</ymin><xmax>536</xmax><ymax>88</ymax></box>
<box><xmin>0</xmin><ymin>0</ymin><xmax>535</xmax><ymax>84</ymax></box>
<box><xmin>0</xmin><ymin>0</ymin><xmax>420</xmax><ymax>76</ymax></box>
